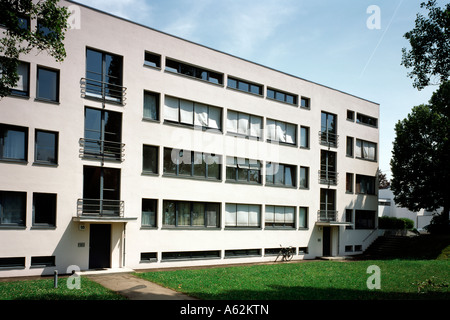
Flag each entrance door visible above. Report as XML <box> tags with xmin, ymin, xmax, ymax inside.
<box><xmin>323</xmin><ymin>227</ymin><xmax>331</xmax><ymax>256</ymax></box>
<box><xmin>89</xmin><ymin>224</ymin><xmax>111</xmax><ymax>269</ymax></box>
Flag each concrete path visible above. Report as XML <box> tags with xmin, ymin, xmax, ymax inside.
<box><xmin>86</xmin><ymin>272</ymin><xmax>197</xmax><ymax>300</ymax></box>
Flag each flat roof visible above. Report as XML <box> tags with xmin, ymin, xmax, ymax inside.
<box><xmin>67</xmin><ymin>0</ymin><xmax>380</xmax><ymax>106</ymax></box>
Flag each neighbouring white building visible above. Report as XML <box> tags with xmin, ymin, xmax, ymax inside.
<box><xmin>378</xmin><ymin>188</ymin><xmax>434</xmax><ymax>231</ymax></box>
<box><xmin>0</xmin><ymin>0</ymin><xmax>380</xmax><ymax>277</ymax></box>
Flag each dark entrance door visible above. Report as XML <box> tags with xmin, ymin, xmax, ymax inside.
<box><xmin>323</xmin><ymin>227</ymin><xmax>331</xmax><ymax>256</ymax></box>
<box><xmin>89</xmin><ymin>224</ymin><xmax>111</xmax><ymax>269</ymax></box>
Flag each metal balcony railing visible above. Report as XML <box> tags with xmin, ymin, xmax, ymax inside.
<box><xmin>317</xmin><ymin>210</ymin><xmax>338</xmax><ymax>222</ymax></box>
<box><xmin>79</xmin><ymin>138</ymin><xmax>125</xmax><ymax>162</ymax></box>
<box><xmin>318</xmin><ymin>170</ymin><xmax>338</xmax><ymax>186</ymax></box>
<box><xmin>81</xmin><ymin>77</ymin><xmax>126</xmax><ymax>104</ymax></box>
<box><xmin>77</xmin><ymin>198</ymin><xmax>124</xmax><ymax>217</ymax></box>
<box><xmin>318</xmin><ymin>131</ymin><xmax>339</xmax><ymax>148</ymax></box>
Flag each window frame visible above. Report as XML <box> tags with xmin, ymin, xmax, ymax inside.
<box><xmin>36</xmin><ymin>65</ymin><xmax>60</xmax><ymax>103</ymax></box>
<box><xmin>144</xmin><ymin>51</ymin><xmax>161</xmax><ymax>69</ymax></box>
<box><xmin>142</xmin><ymin>145</ymin><xmax>159</xmax><ymax>175</ymax></box>
<box><xmin>0</xmin><ymin>123</ymin><xmax>28</xmax><ymax>163</ymax></box>
<box><xmin>34</xmin><ymin>129</ymin><xmax>58</xmax><ymax>165</ymax></box>
<box><xmin>266</xmin><ymin>87</ymin><xmax>298</xmax><ymax>106</ymax></box>
<box><xmin>266</xmin><ymin>118</ymin><xmax>297</xmax><ymax>146</ymax></box>
<box><xmin>300</xmin><ymin>166</ymin><xmax>309</xmax><ymax>189</ymax></box>
<box><xmin>0</xmin><ymin>190</ymin><xmax>26</xmax><ymax>228</ymax></box>
<box><xmin>226</xmin><ymin>156</ymin><xmax>262</xmax><ymax>185</ymax></box>
<box><xmin>9</xmin><ymin>61</ymin><xmax>30</xmax><ymax>97</ymax></box>
<box><xmin>141</xmin><ymin>198</ymin><xmax>158</xmax><ymax>228</ymax></box>
<box><xmin>300</xmin><ymin>126</ymin><xmax>310</xmax><ymax>149</ymax></box>
<box><xmin>226</xmin><ymin>110</ymin><xmax>262</xmax><ymax>140</ymax></box>
<box><xmin>32</xmin><ymin>192</ymin><xmax>57</xmax><ymax>227</ymax></box>
<box><xmin>227</xmin><ymin>76</ymin><xmax>263</xmax><ymax>96</ymax></box>
<box><xmin>265</xmin><ymin>162</ymin><xmax>297</xmax><ymax>188</ymax></box>
<box><xmin>355</xmin><ymin>138</ymin><xmax>377</xmax><ymax>161</ymax></box>
<box><xmin>300</xmin><ymin>97</ymin><xmax>310</xmax><ymax>109</ymax></box>
<box><xmin>225</xmin><ymin>203</ymin><xmax>261</xmax><ymax>229</ymax></box>
<box><xmin>162</xmin><ymin>200</ymin><xmax>221</xmax><ymax>228</ymax></box>
<box><xmin>143</xmin><ymin>90</ymin><xmax>160</xmax><ymax>121</ymax></box>
<box><xmin>265</xmin><ymin>205</ymin><xmax>296</xmax><ymax>229</ymax></box>
<box><xmin>299</xmin><ymin>207</ymin><xmax>309</xmax><ymax>229</ymax></box>
<box><xmin>355</xmin><ymin>174</ymin><xmax>376</xmax><ymax>195</ymax></box>
<box><xmin>165</xmin><ymin>58</ymin><xmax>223</xmax><ymax>85</ymax></box>
<box><xmin>356</xmin><ymin>112</ymin><xmax>378</xmax><ymax>128</ymax></box>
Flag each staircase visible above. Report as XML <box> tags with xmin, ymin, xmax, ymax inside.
<box><xmin>358</xmin><ymin>235</ymin><xmax>413</xmax><ymax>259</ymax></box>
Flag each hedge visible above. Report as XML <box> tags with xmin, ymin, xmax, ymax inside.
<box><xmin>379</xmin><ymin>216</ymin><xmax>414</xmax><ymax>229</ymax></box>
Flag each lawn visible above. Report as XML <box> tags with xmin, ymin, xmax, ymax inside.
<box><xmin>135</xmin><ymin>259</ymin><xmax>450</xmax><ymax>300</ymax></box>
<box><xmin>0</xmin><ymin>276</ymin><xmax>125</xmax><ymax>300</ymax></box>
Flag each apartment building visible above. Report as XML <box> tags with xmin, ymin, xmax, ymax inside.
<box><xmin>0</xmin><ymin>1</ymin><xmax>380</xmax><ymax>277</ymax></box>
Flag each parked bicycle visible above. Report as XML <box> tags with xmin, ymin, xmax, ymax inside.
<box><xmin>275</xmin><ymin>245</ymin><xmax>294</xmax><ymax>262</ymax></box>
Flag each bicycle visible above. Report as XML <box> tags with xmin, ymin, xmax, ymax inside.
<box><xmin>275</xmin><ymin>245</ymin><xmax>294</xmax><ymax>262</ymax></box>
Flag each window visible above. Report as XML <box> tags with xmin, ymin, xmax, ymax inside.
<box><xmin>143</xmin><ymin>145</ymin><xmax>158</xmax><ymax>174</ymax></box>
<box><xmin>355</xmin><ymin>210</ymin><xmax>376</xmax><ymax>229</ymax></box>
<box><xmin>0</xmin><ymin>191</ymin><xmax>26</xmax><ymax>227</ymax></box>
<box><xmin>165</xmin><ymin>58</ymin><xmax>223</xmax><ymax>85</ymax></box>
<box><xmin>355</xmin><ymin>174</ymin><xmax>376</xmax><ymax>195</ymax></box>
<box><xmin>346</xmin><ymin>136</ymin><xmax>354</xmax><ymax>157</ymax></box>
<box><xmin>226</xmin><ymin>157</ymin><xmax>261</xmax><ymax>184</ymax></box>
<box><xmin>0</xmin><ymin>124</ymin><xmax>28</xmax><ymax>162</ymax></box>
<box><xmin>266</xmin><ymin>119</ymin><xmax>296</xmax><ymax>145</ymax></box>
<box><xmin>265</xmin><ymin>205</ymin><xmax>295</xmax><ymax>228</ymax></box>
<box><xmin>320</xmin><ymin>111</ymin><xmax>337</xmax><ymax>147</ymax></box>
<box><xmin>142</xmin><ymin>199</ymin><xmax>157</xmax><ymax>227</ymax></box>
<box><xmin>36</xmin><ymin>66</ymin><xmax>59</xmax><ymax>102</ymax></box>
<box><xmin>163</xmin><ymin>200</ymin><xmax>220</xmax><ymax>228</ymax></box>
<box><xmin>266</xmin><ymin>162</ymin><xmax>296</xmax><ymax>188</ymax></box>
<box><xmin>140</xmin><ymin>252</ymin><xmax>157</xmax><ymax>262</ymax></box>
<box><xmin>347</xmin><ymin>110</ymin><xmax>355</xmax><ymax>121</ymax></box>
<box><xmin>83</xmin><ymin>107</ymin><xmax>123</xmax><ymax>161</ymax></box>
<box><xmin>227</xmin><ymin>110</ymin><xmax>262</xmax><ymax>139</ymax></box>
<box><xmin>345</xmin><ymin>209</ymin><xmax>353</xmax><ymax>229</ymax></box>
<box><xmin>225</xmin><ymin>203</ymin><xmax>261</xmax><ymax>228</ymax></box>
<box><xmin>346</xmin><ymin>173</ymin><xmax>353</xmax><ymax>193</ymax></box>
<box><xmin>299</xmin><ymin>207</ymin><xmax>308</xmax><ymax>229</ymax></box>
<box><xmin>300</xmin><ymin>126</ymin><xmax>309</xmax><ymax>148</ymax></box>
<box><xmin>35</xmin><ymin>130</ymin><xmax>58</xmax><ymax>165</ymax></box>
<box><xmin>225</xmin><ymin>249</ymin><xmax>261</xmax><ymax>258</ymax></box>
<box><xmin>320</xmin><ymin>150</ymin><xmax>337</xmax><ymax>185</ymax></box>
<box><xmin>163</xmin><ymin>148</ymin><xmax>221</xmax><ymax>180</ymax></box>
<box><xmin>31</xmin><ymin>256</ymin><xmax>55</xmax><ymax>267</ymax></box>
<box><xmin>0</xmin><ymin>14</ymin><xmax>30</xmax><ymax>31</ymax></box>
<box><xmin>267</xmin><ymin>88</ymin><xmax>297</xmax><ymax>105</ymax></box>
<box><xmin>0</xmin><ymin>257</ymin><xmax>25</xmax><ymax>269</ymax></box>
<box><xmin>162</xmin><ymin>250</ymin><xmax>220</xmax><ymax>261</ymax></box>
<box><xmin>85</xmin><ymin>48</ymin><xmax>123</xmax><ymax>103</ymax></box>
<box><xmin>300</xmin><ymin>166</ymin><xmax>309</xmax><ymax>189</ymax></box>
<box><xmin>10</xmin><ymin>61</ymin><xmax>29</xmax><ymax>96</ymax></box>
<box><xmin>227</xmin><ymin>77</ymin><xmax>262</xmax><ymax>95</ymax></box>
<box><xmin>33</xmin><ymin>193</ymin><xmax>56</xmax><ymax>227</ymax></box>
<box><xmin>355</xmin><ymin>139</ymin><xmax>377</xmax><ymax>161</ymax></box>
<box><xmin>144</xmin><ymin>51</ymin><xmax>161</xmax><ymax>68</ymax></box>
<box><xmin>164</xmin><ymin>96</ymin><xmax>222</xmax><ymax>130</ymax></box>
<box><xmin>356</xmin><ymin>113</ymin><xmax>378</xmax><ymax>127</ymax></box>
<box><xmin>143</xmin><ymin>91</ymin><xmax>159</xmax><ymax>121</ymax></box>
<box><xmin>300</xmin><ymin>97</ymin><xmax>310</xmax><ymax>109</ymax></box>
<box><xmin>345</xmin><ymin>246</ymin><xmax>353</xmax><ymax>252</ymax></box>
<box><xmin>37</xmin><ymin>20</ymin><xmax>58</xmax><ymax>40</ymax></box>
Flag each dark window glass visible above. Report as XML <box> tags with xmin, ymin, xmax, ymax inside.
<box><xmin>37</xmin><ymin>67</ymin><xmax>59</xmax><ymax>102</ymax></box>
<box><xmin>143</xmin><ymin>145</ymin><xmax>158</xmax><ymax>174</ymax></box>
<box><xmin>300</xmin><ymin>126</ymin><xmax>309</xmax><ymax>148</ymax></box>
<box><xmin>162</xmin><ymin>200</ymin><xmax>220</xmax><ymax>228</ymax></box>
<box><xmin>143</xmin><ymin>91</ymin><xmax>159</xmax><ymax>120</ymax></box>
<box><xmin>0</xmin><ymin>191</ymin><xmax>26</xmax><ymax>226</ymax></box>
<box><xmin>346</xmin><ymin>173</ymin><xmax>354</xmax><ymax>193</ymax></box>
<box><xmin>266</xmin><ymin>163</ymin><xmax>296</xmax><ymax>187</ymax></box>
<box><xmin>142</xmin><ymin>199</ymin><xmax>157</xmax><ymax>227</ymax></box>
<box><xmin>35</xmin><ymin>130</ymin><xmax>58</xmax><ymax>164</ymax></box>
<box><xmin>33</xmin><ymin>193</ymin><xmax>56</xmax><ymax>226</ymax></box>
<box><xmin>37</xmin><ymin>20</ymin><xmax>58</xmax><ymax>40</ymax></box>
<box><xmin>355</xmin><ymin>210</ymin><xmax>376</xmax><ymax>229</ymax></box>
<box><xmin>0</xmin><ymin>124</ymin><xmax>28</xmax><ymax>161</ymax></box>
<box><xmin>163</xmin><ymin>148</ymin><xmax>221</xmax><ymax>180</ymax></box>
<box><xmin>0</xmin><ymin>257</ymin><xmax>25</xmax><ymax>268</ymax></box>
<box><xmin>355</xmin><ymin>175</ymin><xmax>376</xmax><ymax>195</ymax></box>
<box><xmin>10</xmin><ymin>61</ymin><xmax>29</xmax><ymax>96</ymax></box>
<box><xmin>300</xmin><ymin>166</ymin><xmax>309</xmax><ymax>189</ymax></box>
<box><xmin>347</xmin><ymin>110</ymin><xmax>355</xmax><ymax>121</ymax></box>
<box><xmin>300</xmin><ymin>97</ymin><xmax>310</xmax><ymax>108</ymax></box>
<box><xmin>144</xmin><ymin>52</ymin><xmax>161</xmax><ymax>68</ymax></box>
<box><xmin>31</xmin><ymin>256</ymin><xmax>55</xmax><ymax>267</ymax></box>
<box><xmin>356</xmin><ymin>113</ymin><xmax>378</xmax><ymax>127</ymax></box>
<box><xmin>228</xmin><ymin>77</ymin><xmax>262</xmax><ymax>95</ymax></box>
<box><xmin>165</xmin><ymin>59</ymin><xmax>223</xmax><ymax>85</ymax></box>
<box><xmin>346</xmin><ymin>136</ymin><xmax>354</xmax><ymax>157</ymax></box>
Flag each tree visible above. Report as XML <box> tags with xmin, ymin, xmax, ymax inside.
<box><xmin>401</xmin><ymin>0</ymin><xmax>450</xmax><ymax>90</ymax></box>
<box><xmin>390</xmin><ymin>81</ymin><xmax>450</xmax><ymax>233</ymax></box>
<box><xmin>0</xmin><ymin>0</ymin><xmax>69</xmax><ymax>97</ymax></box>
<box><xmin>378</xmin><ymin>170</ymin><xmax>391</xmax><ymax>189</ymax></box>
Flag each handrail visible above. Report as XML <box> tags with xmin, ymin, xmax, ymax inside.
<box><xmin>318</xmin><ymin>170</ymin><xmax>338</xmax><ymax>185</ymax></box>
<box><xmin>77</xmin><ymin>198</ymin><xmax>124</xmax><ymax>217</ymax></box>
<box><xmin>80</xmin><ymin>77</ymin><xmax>126</xmax><ymax>104</ymax></box>
<box><xmin>317</xmin><ymin>210</ymin><xmax>338</xmax><ymax>222</ymax></box>
<box><xmin>318</xmin><ymin>131</ymin><xmax>339</xmax><ymax>148</ymax></box>
<box><xmin>79</xmin><ymin>138</ymin><xmax>125</xmax><ymax>162</ymax></box>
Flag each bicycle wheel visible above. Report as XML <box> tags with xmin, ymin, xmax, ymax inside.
<box><xmin>286</xmin><ymin>252</ymin><xmax>293</xmax><ymax>261</ymax></box>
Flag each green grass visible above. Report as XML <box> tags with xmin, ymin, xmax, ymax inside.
<box><xmin>136</xmin><ymin>260</ymin><xmax>449</xmax><ymax>300</ymax></box>
<box><xmin>0</xmin><ymin>276</ymin><xmax>125</xmax><ymax>300</ymax></box>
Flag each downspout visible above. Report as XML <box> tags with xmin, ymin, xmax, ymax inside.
<box><xmin>122</xmin><ymin>223</ymin><xmax>126</xmax><ymax>267</ymax></box>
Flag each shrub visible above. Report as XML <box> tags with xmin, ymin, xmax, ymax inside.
<box><xmin>379</xmin><ymin>216</ymin><xmax>414</xmax><ymax>229</ymax></box>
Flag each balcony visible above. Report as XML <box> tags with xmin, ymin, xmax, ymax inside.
<box><xmin>318</xmin><ymin>170</ymin><xmax>338</xmax><ymax>186</ymax></box>
<box><xmin>77</xmin><ymin>198</ymin><xmax>124</xmax><ymax>217</ymax></box>
<box><xmin>318</xmin><ymin>210</ymin><xmax>338</xmax><ymax>222</ymax></box>
<box><xmin>318</xmin><ymin>131</ymin><xmax>338</xmax><ymax>148</ymax></box>
<box><xmin>80</xmin><ymin>77</ymin><xmax>126</xmax><ymax>104</ymax></box>
<box><xmin>79</xmin><ymin>138</ymin><xmax>125</xmax><ymax>162</ymax></box>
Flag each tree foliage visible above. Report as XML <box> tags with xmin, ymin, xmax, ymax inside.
<box><xmin>378</xmin><ymin>170</ymin><xmax>391</xmax><ymax>189</ymax></box>
<box><xmin>401</xmin><ymin>0</ymin><xmax>450</xmax><ymax>90</ymax></box>
<box><xmin>0</xmin><ymin>0</ymin><xmax>69</xmax><ymax>97</ymax></box>
<box><xmin>390</xmin><ymin>81</ymin><xmax>450</xmax><ymax>232</ymax></box>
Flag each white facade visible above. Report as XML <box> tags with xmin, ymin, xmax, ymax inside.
<box><xmin>0</xmin><ymin>1</ymin><xmax>380</xmax><ymax>277</ymax></box>
<box><xmin>378</xmin><ymin>188</ymin><xmax>433</xmax><ymax>230</ymax></box>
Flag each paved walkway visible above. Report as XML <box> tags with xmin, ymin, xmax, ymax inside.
<box><xmin>85</xmin><ymin>272</ymin><xmax>197</xmax><ymax>300</ymax></box>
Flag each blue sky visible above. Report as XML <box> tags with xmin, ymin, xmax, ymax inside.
<box><xmin>74</xmin><ymin>0</ymin><xmax>444</xmax><ymax>179</ymax></box>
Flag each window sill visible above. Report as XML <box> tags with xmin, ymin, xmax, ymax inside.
<box><xmin>140</xmin><ymin>226</ymin><xmax>158</xmax><ymax>230</ymax></box>
<box><xmin>266</xmin><ymin>140</ymin><xmax>297</xmax><ymax>148</ymax></box>
<box><xmin>164</xmin><ymin>69</ymin><xmax>224</xmax><ymax>88</ymax></box>
<box><xmin>266</xmin><ymin>96</ymin><xmax>298</xmax><ymax>108</ymax></box>
<box><xmin>8</xmin><ymin>93</ymin><xmax>30</xmax><ymax>100</ymax></box>
<box><xmin>30</xmin><ymin>265</ymin><xmax>55</xmax><ymax>269</ymax></box>
<box><xmin>142</xmin><ymin>171</ymin><xmax>159</xmax><ymax>177</ymax></box>
<box><xmin>161</xmin><ymin>226</ymin><xmax>221</xmax><ymax>230</ymax></box>
<box><xmin>31</xmin><ymin>225</ymin><xmax>56</xmax><ymax>230</ymax></box>
<box><xmin>265</xmin><ymin>184</ymin><xmax>297</xmax><ymax>190</ymax></box>
<box><xmin>300</xmin><ymin>146</ymin><xmax>310</xmax><ymax>150</ymax></box>
<box><xmin>33</xmin><ymin>161</ymin><xmax>58</xmax><ymax>167</ymax></box>
<box><xmin>34</xmin><ymin>98</ymin><xmax>60</xmax><ymax>105</ymax></box>
<box><xmin>226</xmin><ymin>132</ymin><xmax>262</xmax><ymax>141</ymax></box>
<box><xmin>355</xmin><ymin>157</ymin><xmax>377</xmax><ymax>163</ymax></box>
<box><xmin>224</xmin><ymin>227</ymin><xmax>262</xmax><ymax>230</ymax></box>
<box><xmin>163</xmin><ymin>120</ymin><xmax>223</xmax><ymax>135</ymax></box>
<box><xmin>139</xmin><ymin>259</ymin><xmax>158</xmax><ymax>263</ymax></box>
<box><xmin>300</xmin><ymin>106</ymin><xmax>311</xmax><ymax>111</ymax></box>
<box><xmin>0</xmin><ymin>266</ymin><xmax>26</xmax><ymax>270</ymax></box>
<box><xmin>143</xmin><ymin>64</ymin><xmax>162</xmax><ymax>71</ymax></box>
<box><xmin>264</xmin><ymin>227</ymin><xmax>296</xmax><ymax>230</ymax></box>
<box><xmin>226</xmin><ymin>86</ymin><xmax>264</xmax><ymax>98</ymax></box>
<box><xmin>0</xmin><ymin>225</ymin><xmax>26</xmax><ymax>230</ymax></box>
<box><xmin>162</xmin><ymin>173</ymin><xmax>222</xmax><ymax>183</ymax></box>
<box><xmin>225</xmin><ymin>180</ymin><xmax>262</xmax><ymax>186</ymax></box>
<box><xmin>142</xmin><ymin>117</ymin><xmax>160</xmax><ymax>124</ymax></box>
<box><xmin>355</xmin><ymin>121</ymin><xmax>378</xmax><ymax>129</ymax></box>
<box><xmin>0</xmin><ymin>159</ymin><xmax>28</xmax><ymax>165</ymax></box>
